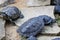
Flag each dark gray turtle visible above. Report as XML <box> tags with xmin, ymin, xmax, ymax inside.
<box><xmin>54</xmin><ymin>6</ymin><xmax>60</xmax><ymax>14</ymax></box>
<box><xmin>0</xmin><ymin>6</ymin><xmax>24</xmax><ymax>23</ymax></box>
<box><xmin>52</xmin><ymin>38</ymin><xmax>60</xmax><ymax>40</ymax></box>
<box><xmin>51</xmin><ymin>0</ymin><xmax>60</xmax><ymax>5</ymax></box>
<box><xmin>17</xmin><ymin>15</ymin><xmax>56</xmax><ymax>40</ymax></box>
<box><xmin>54</xmin><ymin>0</ymin><xmax>60</xmax><ymax>5</ymax></box>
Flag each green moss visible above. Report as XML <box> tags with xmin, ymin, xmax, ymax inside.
<box><xmin>21</xmin><ymin>36</ymin><xmax>27</xmax><ymax>40</ymax></box>
<box><xmin>56</xmin><ymin>18</ymin><xmax>60</xmax><ymax>26</ymax></box>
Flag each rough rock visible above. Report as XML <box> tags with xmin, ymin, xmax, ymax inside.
<box><xmin>0</xmin><ymin>0</ymin><xmax>7</xmax><ymax>5</ymax></box>
<box><xmin>5</xmin><ymin>23</ymin><xmax>20</xmax><ymax>40</ymax></box>
<box><xmin>0</xmin><ymin>19</ymin><xmax>5</xmax><ymax>40</ymax></box>
<box><xmin>27</xmin><ymin>0</ymin><xmax>50</xmax><ymax>6</ymax></box>
<box><xmin>37</xmin><ymin>36</ymin><xmax>60</xmax><ymax>40</ymax></box>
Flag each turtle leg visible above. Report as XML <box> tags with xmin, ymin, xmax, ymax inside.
<box><xmin>9</xmin><ymin>18</ymin><xmax>16</xmax><ymax>25</ymax></box>
<box><xmin>27</xmin><ymin>36</ymin><xmax>37</xmax><ymax>40</ymax></box>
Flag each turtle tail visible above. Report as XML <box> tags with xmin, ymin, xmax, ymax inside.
<box><xmin>27</xmin><ymin>36</ymin><xmax>37</xmax><ymax>40</ymax></box>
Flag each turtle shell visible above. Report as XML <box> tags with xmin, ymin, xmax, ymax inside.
<box><xmin>1</xmin><ymin>6</ymin><xmax>24</xmax><ymax>21</ymax></box>
<box><xmin>53</xmin><ymin>0</ymin><xmax>60</xmax><ymax>5</ymax></box>
<box><xmin>51</xmin><ymin>0</ymin><xmax>60</xmax><ymax>5</ymax></box>
<box><xmin>17</xmin><ymin>17</ymin><xmax>44</xmax><ymax>37</ymax></box>
<box><xmin>54</xmin><ymin>6</ymin><xmax>60</xmax><ymax>14</ymax></box>
<box><xmin>52</xmin><ymin>38</ymin><xmax>60</xmax><ymax>40</ymax></box>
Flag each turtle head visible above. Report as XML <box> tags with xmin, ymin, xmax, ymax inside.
<box><xmin>19</xmin><ymin>13</ymin><xmax>24</xmax><ymax>19</ymax></box>
<box><xmin>0</xmin><ymin>12</ymin><xmax>7</xmax><ymax>19</ymax></box>
<box><xmin>40</xmin><ymin>15</ymin><xmax>56</xmax><ymax>25</ymax></box>
<box><xmin>19</xmin><ymin>11</ymin><xmax>24</xmax><ymax>19</ymax></box>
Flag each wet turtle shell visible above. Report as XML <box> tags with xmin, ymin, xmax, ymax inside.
<box><xmin>17</xmin><ymin>17</ymin><xmax>44</xmax><ymax>37</ymax></box>
<box><xmin>17</xmin><ymin>15</ymin><xmax>55</xmax><ymax>40</ymax></box>
<box><xmin>54</xmin><ymin>0</ymin><xmax>60</xmax><ymax>5</ymax></box>
<box><xmin>54</xmin><ymin>6</ymin><xmax>60</xmax><ymax>14</ymax></box>
<box><xmin>51</xmin><ymin>0</ymin><xmax>60</xmax><ymax>5</ymax></box>
<box><xmin>1</xmin><ymin>6</ymin><xmax>24</xmax><ymax>22</ymax></box>
<box><xmin>52</xmin><ymin>38</ymin><xmax>60</xmax><ymax>40</ymax></box>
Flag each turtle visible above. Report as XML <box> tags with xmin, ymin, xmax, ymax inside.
<box><xmin>52</xmin><ymin>38</ymin><xmax>60</xmax><ymax>40</ymax></box>
<box><xmin>54</xmin><ymin>6</ymin><xmax>60</xmax><ymax>14</ymax></box>
<box><xmin>0</xmin><ymin>6</ymin><xmax>24</xmax><ymax>23</ymax></box>
<box><xmin>54</xmin><ymin>6</ymin><xmax>60</xmax><ymax>19</ymax></box>
<box><xmin>17</xmin><ymin>15</ymin><xmax>56</xmax><ymax>40</ymax></box>
<box><xmin>51</xmin><ymin>0</ymin><xmax>60</xmax><ymax>5</ymax></box>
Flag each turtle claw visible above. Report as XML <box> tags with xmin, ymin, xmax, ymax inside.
<box><xmin>27</xmin><ymin>36</ymin><xmax>37</xmax><ymax>40</ymax></box>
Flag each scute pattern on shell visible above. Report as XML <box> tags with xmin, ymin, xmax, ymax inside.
<box><xmin>52</xmin><ymin>38</ymin><xmax>60</xmax><ymax>40</ymax></box>
<box><xmin>17</xmin><ymin>17</ymin><xmax>44</xmax><ymax>37</ymax></box>
<box><xmin>1</xmin><ymin>6</ymin><xmax>24</xmax><ymax>22</ymax></box>
<box><xmin>54</xmin><ymin>6</ymin><xmax>60</xmax><ymax>14</ymax></box>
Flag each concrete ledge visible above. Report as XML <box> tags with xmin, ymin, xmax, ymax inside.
<box><xmin>27</xmin><ymin>0</ymin><xmax>50</xmax><ymax>6</ymax></box>
<box><xmin>38</xmin><ymin>36</ymin><xmax>60</xmax><ymax>40</ymax></box>
<box><xmin>0</xmin><ymin>19</ymin><xmax>5</xmax><ymax>40</ymax></box>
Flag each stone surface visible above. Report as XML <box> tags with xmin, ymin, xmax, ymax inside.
<box><xmin>27</xmin><ymin>0</ymin><xmax>50</xmax><ymax>6</ymax></box>
<box><xmin>5</xmin><ymin>23</ymin><xmax>20</xmax><ymax>40</ymax></box>
<box><xmin>0</xmin><ymin>19</ymin><xmax>5</xmax><ymax>40</ymax></box>
<box><xmin>42</xmin><ymin>23</ymin><xmax>60</xmax><ymax>34</ymax></box>
<box><xmin>15</xmin><ymin>6</ymin><xmax>60</xmax><ymax>34</ymax></box>
<box><xmin>37</xmin><ymin>36</ymin><xmax>60</xmax><ymax>40</ymax></box>
<box><xmin>0</xmin><ymin>0</ymin><xmax>7</xmax><ymax>4</ymax></box>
